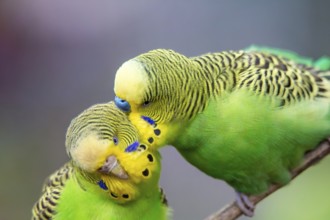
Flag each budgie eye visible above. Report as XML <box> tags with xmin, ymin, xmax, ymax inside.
<box><xmin>142</xmin><ymin>101</ymin><xmax>151</xmax><ymax>107</ymax></box>
<box><xmin>113</xmin><ymin>136</ymin><xmax>118</xmax><ymax>145</ymax></box>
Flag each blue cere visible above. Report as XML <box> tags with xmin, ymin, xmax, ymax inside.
<box><xmin>125</xmin><ymin>141</ymin><xmax>140</xmax><ymax>152</ymax></box>
<box><xmin>98</xmin><ymin>180</ymin><xmax>108</xmax><ymax>190</ymax></box>
<box><xmin>141</xmin><ymin>116</ymin><xmax>155</xmax><ymax>125</ymax></box>
<box><xmin>114</xmin><ymin>96</ymin><xmax>131</xmax><ymax>112</ymax></box>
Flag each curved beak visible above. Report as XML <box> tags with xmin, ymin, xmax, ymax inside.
<box><xmin>99</xmin><ymin>155</ymin><xmax>128</xmax><ymax>179</ymax></box>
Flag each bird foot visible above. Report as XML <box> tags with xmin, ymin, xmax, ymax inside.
<box><xmin>235</xmin><ymin>191</ymin><xmax>255</xmax><ymax>217</ymax></box>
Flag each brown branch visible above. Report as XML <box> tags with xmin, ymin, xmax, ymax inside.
<box><xmin>204</xmin><ymin>139</ymin><xmax>330</xmax><ymax>220</ymax></box>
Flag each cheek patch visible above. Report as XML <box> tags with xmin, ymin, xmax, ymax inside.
<box><xmin>125</xmin><ymin>141</ymin><xmax>140</xmax><ymax>152</ymax></box>
<box><xmin>98</xmin><ymin>180</ymin><xmax>108</xmax><ymax>190</ymax></box>
<box><xmin>141</xmin><ymin>116</ymin><xmax>156</xmax><ymax>126</ymax></box>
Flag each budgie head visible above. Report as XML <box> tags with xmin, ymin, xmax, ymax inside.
<box><xmin>65</xmin><ymin>102</ymin><xmax>161</xmax><ymax>203</ymax></box>
<box><xmin>114</xmin><ymin>49</ymin><xmax>205</xmax><ymax>148</ymax></box>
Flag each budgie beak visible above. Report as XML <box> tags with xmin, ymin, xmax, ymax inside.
<box><xmin>114</xmin><ymin>96</ymin><xmax>131</xmax><ymax>112</ymax></box>
<box><xmin>99</xmin><ymin>155</ymin><xmax>129</xmax><ymax>179</ymax></box>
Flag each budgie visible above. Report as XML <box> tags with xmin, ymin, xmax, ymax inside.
<box><xmin>113</xmin><ymin>47</ymin><xmax>330</xmax><ymax>216</ymax></box>
<box><xmin>32</xmin><ymin>102</ymin><xmax>169</xmax><ymax>220</ymax></box>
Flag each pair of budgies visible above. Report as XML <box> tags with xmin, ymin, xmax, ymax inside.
<box><xmin>32</xmin><ymin>102</ymin><xmax>169</xmax><ymax>219</ymax></box>
<box><xmin>33</xmin><ymin>45</ymin><xmax>330</xmax><ymax>219</ymax></box>
<box><xmin>114</xmin><ymin>46</ymin><xmax>330</xmax><ymax>216</ymax></box>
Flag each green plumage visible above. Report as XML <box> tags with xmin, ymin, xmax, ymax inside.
<box><xmin>114</xmin><ymin>46</ymin><xmax>330</xmax><ymax>201</ymax></box>
<box><xmin>32</xmin><ymin>102</ymin><xmax>169</xmax><ymax>220</ymax></box>
<box><xmin>175</xmin><ymin>89</ymin><xmax>330</xmax><ymax>194</ymax></box>
<box><xmin>32</xmin><ymin>162</ymin><xmax>167</xmax><ymax>220</ymax></box>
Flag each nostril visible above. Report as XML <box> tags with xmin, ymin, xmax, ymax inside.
<box><xmin>114</xmin><ymin>96</ymin><xmax>131</xmax><ymax>112</ymax></box>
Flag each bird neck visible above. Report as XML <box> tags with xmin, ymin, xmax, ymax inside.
<box><xmin>171</xmin><ymin>51</ymin><xmax>244</xmax><ymax>122</ymax></box>
<box><xmin>191</xmin><ymin>50</ymin><xmax>244</xmax><ymax>94</ymax></box>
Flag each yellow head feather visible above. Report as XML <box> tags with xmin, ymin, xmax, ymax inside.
<box><xmin>65</xmin><ymin>101</ymin><xmax>161</xmax><ymax>203</ymax></box>
<box><xmin>115</xmin><ymin>60</ymin><xmax>149</xmax><ymax>107</ymax></box>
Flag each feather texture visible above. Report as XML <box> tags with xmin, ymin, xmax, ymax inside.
<box><xmin>32</xmin><ymin>102</ymin><xmax>169</xmax><ymax>220</ymax></box>
<box><xmin>114</xmin><ymin>47</ymin><xmax>330</xmax><ymax>197</ymax></box>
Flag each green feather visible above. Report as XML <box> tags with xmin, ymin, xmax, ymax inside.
<box><xmin>52</xmin><ymin>163</ymin><xmax>167</xmax><ymax>220</ymax></box>
<box><xmin>32</xmin><ymin>102</ymin><xmax>170</xmax><ymax>220</ymax></box>
<box><xmin>174</xmin><ymin>89</ymin><xmax>330</xmax><ymax>194</ymax></box>
<box><xmin>314</xmin><ymin>56</ymin><xmax>330</xmax><ymax>71</ymax></box>
<box><xmin>114</xmin><ymin>47</ymin><xmax>330</xmax><ymax>203</ymax></box>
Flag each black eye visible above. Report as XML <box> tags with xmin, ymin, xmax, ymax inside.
<box><xmin>113</xmin><ymin>136</ymin><xmax>118</xmax><ymax>145</ymax></box>
<box><xmin>143</xmin><ymin>101</ymin><xmax>151</xmax><ymax>106</ymax></box>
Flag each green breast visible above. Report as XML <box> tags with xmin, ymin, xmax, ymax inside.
<box><xmin>174</xmin><ymin>89</ymin><xmax>330</xmax><ymax>195</ymax></box>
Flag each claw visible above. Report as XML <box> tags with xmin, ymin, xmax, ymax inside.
<box><xmin>235</xmin><ymin>191</ymin><xmax>255</xmax><ymax>217</ymax></box>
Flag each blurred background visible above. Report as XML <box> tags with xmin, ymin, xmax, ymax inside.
<box><xmin>1</xmin><ymin>1</ymin><xmax>330</xmax><ymax>219</ymax></box>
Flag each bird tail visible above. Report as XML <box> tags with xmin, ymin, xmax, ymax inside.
<box><xmin>314</xmin><ymin>56</ymin><xmax>330</xmax><ymax>71</ymax></box>
<box><xmin>314</xmin><ymin>56</ymin><xmax>330</xmax><ymax>80</ymax></box>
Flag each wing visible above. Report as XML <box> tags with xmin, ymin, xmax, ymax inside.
<box><xmin>32</xmin><ymin>162</ymin><xmax>74</xmax><ymax>220</ymax></box>
<box><xmin>236</xmin><ymin>51</ymin><xmax>330</xmax><ymax>106</ymax></box>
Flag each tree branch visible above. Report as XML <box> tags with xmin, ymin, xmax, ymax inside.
<box><xmin>204</xmin><ymin>139</ymin><xmax>330</xmax><ymax>220</ymax></box>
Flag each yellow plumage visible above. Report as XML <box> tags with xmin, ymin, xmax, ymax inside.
<box><xmin>32</xmin><ymin>102</ymin><xmax>169</xmax><ymax>219</ymax></box>
<box><xmin>114</xmin><ymin>49</ymin><xmax>330</xmax><ymax>149</ymax></box>
<box><xmin>113</xmin><ymin>48</ymin><xmax>330</xmax><ymax>216</ymax></box>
